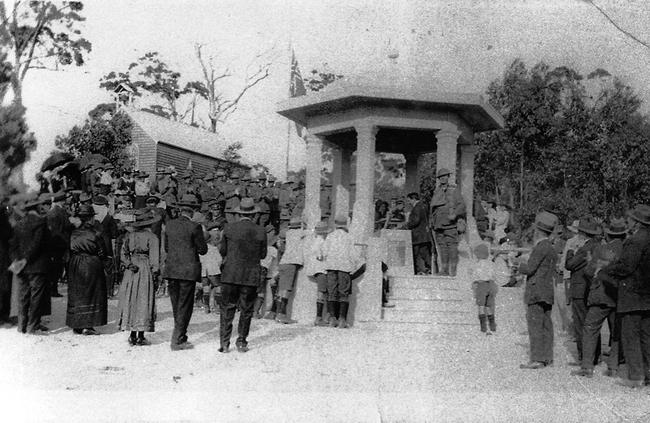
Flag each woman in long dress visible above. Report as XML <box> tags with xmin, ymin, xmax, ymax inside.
<box><xmin>67</xmin><ymin>204</ymin><xmax>107</xmax><ymax>335</ymax></box>
<box><xmin>117</xmin><ymin>211</ymin><xmax>160</xmax><ymax>346</ymax></box>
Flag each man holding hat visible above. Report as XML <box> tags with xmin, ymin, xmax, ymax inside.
<box><xmin>429</xmin><ymin>168</ymin><xmax>465</xmax><ymax>277</ymax></box>
<box><xmin>565</xmin><ymin>216</ymin><xmax>602</xmax><ymax>366</ymax></box>
<box><xmin>218</xmin><ymin>198</ymin><xmax>267</xmax><ymax>352</ymax></box>
<box><xmin>517</xmin><ymin>210</ymin><xmax>558</xmax><ymax>369</ymax></box>
<box><xmin>11</xmin><ymin>195</ymin><xmax>53</xmax><ymax>334</ymax></box>
<box><xmin>572</xmin><ymin>218</ymin><xmax>627</xmax><ymax>378</ymax></box>
<box><xmin>163</xmin><ymin>196</ymin><xmax>208</xmax><ymax>351</ymax></box>
<box><xmin>599</xmin><ymin>205</ymin><xmax>650</xmax><ymax>387</ymax></box>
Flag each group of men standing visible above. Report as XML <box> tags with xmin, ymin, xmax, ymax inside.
<box><xmin>518</xmin><ymin>205</ymin><xmax>650</xmax><ymax>388</ymax></box>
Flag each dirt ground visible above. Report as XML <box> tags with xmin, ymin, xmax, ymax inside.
<box><xmin>2</xmin><ymin>284</ymin><xmax>650</xmax><ymax>422</ymax></box>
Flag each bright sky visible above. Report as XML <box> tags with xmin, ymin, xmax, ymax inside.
<box><xmin>19</xmin><ymin>0</ymin><xmax>650</xmax><ymax>186</ymax></box>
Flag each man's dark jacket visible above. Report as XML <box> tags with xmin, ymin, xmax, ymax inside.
<box><xmin>519</xmin><ymin>238</ymin><xmax>557</xmax><ymax>305</ymax></box>
<box><xmin>163</xmin><ymin>215</ymin><xmax>208</xmax><ymax>281</ymax></box>
<box><xmin>46</xmin><ymin>205</ymin><xmax>72</xmax><ymax>259</ymax></box>
<box><xmin>565</xmin><ymin>238</ymin><xmax>600</xmax><ymax>299</ymax></box>
<box><xmin>94</xmin><ymin>214</ymin><xmax>118</xmax><ymax>257</ymax></box>
<box><xmin>11</xmin><ymin>213</ymin><xmax>51</xmax><ymax>274</ymax></box>
<box><xmin>585</xmin><ymin>239</ymin><xmax>623</xmax><ymax>308</ymax></box>
<box><xmin>219</xmin><ymin>218</ymin><xmax>267</xmax><ymax>287</ymax></box>
<box><xmin>601</xmin><ymin>227</ymin><xmax>650</xmax><ymax>313</ymax></box>
<box><xmin>405</xmin><ymin>200</ymin><xmax>432</xmax><ymax>245</ymax></box>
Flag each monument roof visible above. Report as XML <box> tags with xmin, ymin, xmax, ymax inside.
<box><xmin>277</xmin><ymin>78</ymin><xmax>504</xmax><ymax>133</ymax></box>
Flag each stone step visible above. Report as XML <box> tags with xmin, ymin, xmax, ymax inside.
<box><xmin>390</xmin><ymin>286</ymin><xmax>471</xmax><ymax>301</ymax></box>
<box><xmin>378</xmin><ymin>321</ymin><xmax>477</xmax><ymax>333</ymax></box>
<box><xmin>389</xmin><ymin>298</ymin><xmax>468</xmax><ymax>312</ymax></box>
<box><xmin>381</xmin><ymin>308</ymin><xmax>475</xmax><ymax>324</ymax></box>
<box><xmin>390</xmin><ymin>275</ymin><xmax>461</xmax><ymax>290</ymax></box>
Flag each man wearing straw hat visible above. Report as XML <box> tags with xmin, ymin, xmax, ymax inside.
<box><xmin>517</xmin><ymin>211</ymin><xmax>558</xmax><ymax>369</ymax></box>
<box><xmin>600</xmin><ymin>205</ymin><xmax>650</xmax><ymax>387</ymax></box>
<box><xmin>163</xmin><ymin>196</ymin><xmax>207</xmax><ymax>351</ymax></box>
<box><xmin>219</xmin><ymin>197</ymin><xmax>267</xmax><ymax>353</ymax></box>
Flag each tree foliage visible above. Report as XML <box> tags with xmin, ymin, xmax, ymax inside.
<box><xmin>475</xmin><ymin>59</ymin><xmax>650</xmax><ymax>229</ymax></box>
<box><xmin>0</xmin><ymin>103</ymin><xmax>37</xmax><ymax>196</ymax></box>
<box><xmin>55</xmin><ymin>110</ymin><xmax>133</xmax><ymax>172</ymax></box>
<box><xmin>0</xmin><ymin>1</ymin><xmax>91</xmax><ymax>105</ymax></box>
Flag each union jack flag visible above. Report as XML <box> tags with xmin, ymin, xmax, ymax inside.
<box><xmin>289</xmin><ymin>48</ymin><xmax>306</xmax><ymax>137</ymax></box>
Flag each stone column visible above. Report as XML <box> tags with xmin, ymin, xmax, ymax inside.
<box><xmin>459</xmin><ymin>144</ymin><xmax>475</xmax><ymax>218</ymax></box>
<box><xmin>350</xmin><ymin>122</ymin><xmax>377</xmax><ymax>239</ymax></box>
<box><xmin>435</xmin><ymin>129</ymin><xmax>461</xmax><ymax>185</ymax></box>
<box><xmin>304</xmin><ymin>133</ymin><xmax>323</xmax><ymax>229</ymax></box>
<box><xmin>404</xmin><ymin>153</ymin><xmax>419</xmax><ymax>194</ymax></box>
<box><xmin>330</xmin><ymin>147</ymin><xmax>351</xmax><ymax>222</ymax></box>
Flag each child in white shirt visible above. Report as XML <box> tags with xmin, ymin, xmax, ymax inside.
<box><xmin>256</xmin><ymin>225</ymin><xmax>278</xmax><ymax>319</ymax></box>
<box><xmin>199</xmin><ymin>230</ymin><xmax>223</xmax><ymax>314</ymax></box>
<box><xmin>304</xmin><ymin>221</ymin><xmax>330</xmax><ymax>326</ymax></box>
<box><xmin>470</xmin><ymin>243</ymin><xmax>498</xmax><ymax>334</ymax></box>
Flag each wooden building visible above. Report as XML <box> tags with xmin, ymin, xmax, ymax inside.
<box><xmin>126</xmin><ymin>109</ymin><xmax>248</xmax><ymax>178</ymax></box>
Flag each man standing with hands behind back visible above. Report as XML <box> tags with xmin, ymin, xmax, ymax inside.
<box><xmin>163</xmin><ymin>198</ymin><xmax>207</xmax><ymax>351</ymax></box>
<box><xmin>219</xmin><ymin>197</ymin><xmax>267</xmax><ymax>353</ymax></box>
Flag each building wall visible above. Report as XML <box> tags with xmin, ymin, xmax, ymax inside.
<box><xmin>130</xmin><ymin>121</ymin><xmax>157</xmax><ymax>177</ymax></box>
<box><xmin>156</xmin><ymin>142</ymin><xmax>243</xmax><ymax>177</ymax></box>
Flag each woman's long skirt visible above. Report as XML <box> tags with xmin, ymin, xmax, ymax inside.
<box><xmin>117</xmin><ymin>254</ymin><xmax>155</xmax><ymax>332</ymax></box>
<box><xmin>66</xmin><ymin>254</ymin><xmax>107</xmax><ymax>329</ymax></box>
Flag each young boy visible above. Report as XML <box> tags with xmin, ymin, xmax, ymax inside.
<box><xmin>303</xmin><ymin>221</ymin><xmax>330</xmax><ymax>326</ymax></box>
<box><xmin>199</xmin><ymin>229</ymin><xmax>223</xmax><ymax>314</ymax></box>
<box><xmin>323</xmin><ymin>216</ymin><xmax>357</xmax><ymax>329</ymax></box>
<box><xmin>256</xmin><ymin>225</ymin><xmax>278</xmax><ymax>319</ymax></box>
<box><xmin>470</xmin><ymin>243</ymin><xmax>498</xmax><ymax>334</ymax></box>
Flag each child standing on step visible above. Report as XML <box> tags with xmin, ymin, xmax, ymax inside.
<box><xmin>470</xmin><ymin>243</ymin><xmax>498</xmax><ymax>335</ymax></box>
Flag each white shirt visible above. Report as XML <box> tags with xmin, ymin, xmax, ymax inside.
<box><xmin>200</xmin><ymin>244</ymin><xmax>222</xmax><ymax>276</ymax></box>
<box><xmin>323</xmin><ymin>228</ymin><xmax>358</xmax><ymax>273</ymax></box>
<box><xmin>279</xmin><ymin>229</ymin><xmax>304</xmax><ymax>265</ymax></box>
<box><xmin>470</xmin><ymin>259</ymin><xmax>496</xmax><ymax>282</ymax></box>
<box><xmin>260</xmin><ymin>245</ymin><xmax>278</xmax><ymax>278</ymax></box>
<box><xmin>303</xmin><ymin>233</ymin><xmax>327</xmax><ymax>276</ymax></box>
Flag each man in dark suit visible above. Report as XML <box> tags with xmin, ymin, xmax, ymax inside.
<box><xmin>601</xmin><ymin>204</ymin><xmax>650</xmax><ymax>387</ymax></box>
<box><xmin>0</xmin><ymin>202</ymin><xmax>13</xmax><ymax>324</ymax></box>
<box><xmin>163</xmin><ymin>198</ymin><xmax>208</xmax><ymax>351</ymax></box>
<box><xmin>46</xmin><ymin>191</ymin><xmax>72</xmax><ymax>298</ymax></box>
<box><xmin>12</xmin><ymin>196</ymin><xmax>52</xmax><ymax>334</ymax></box>
<box><xmin>565</xmin><ymin>216</ymin><xmax>602</xmax><ymax>365</ymax></box>
<box><xmin>404</xmin><ymin>192</ymin><xmax>434</xmax><ymax>275</ymax></box>
<box><xmin>219</xmin><ymin>197</ymin><xmax>267</xmax><ymax>353</ymax></box>
<box><xmin>92</xmin><ymin>195</ymin><xmax>118</xmax><ymax>296</ymax></box>
<box><xmin>517</xmin><ymin>211</ymin><xmax>558</xmax><ymax>369</ymax></box>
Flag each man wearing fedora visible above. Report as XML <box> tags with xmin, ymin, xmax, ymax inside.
<box><xmin>404</xmin><ymin>192</ymin><xmax>433</xmax><ymax>275</ymax></box>
<box><xmin>11</xmin><ymin>196</ymin><xmax>53</xmax><ymax>334</ymax></box>
<box><xmin>517</xmin><ymin>211</ymin><xmax>558</xmax><ymax>369</ymax></box>
<box><xmin>571</xmin><ymin>218</ymin><xmax>627</xmax><ymax>378</ymax></box>
<box><xmin>565</xmin><ymin>216</ymin><xmax>603</xmax><ymax>366</ymax></box>
<box><xmin>559</xmin><ymin>219</ymin><xmax>582</xmax><ymax>337</ymax></box>
<box><xmin>163</xmin><ymin>197</ymin><xmax>208</xmax><ymax>351</ymax></box>
<box><xmin>600</xmin><ymin>205</ymin><xmax>650</xmax><ymax>387</ymax></box>
<box><xmin>218</xmin><ymin>197</ymin><xmax>267</xmax><ymax>352</ymax></box>
<box><xmin>429</xmin><ymin>168</ymin><xmax>465</xmax><ymax>277</ymax></box>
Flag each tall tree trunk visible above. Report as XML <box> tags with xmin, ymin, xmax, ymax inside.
<box><xmin>10</xmin><ymin>72</ymin><xmax>22</xmax><ymax>107</ymax></box>
<box><xmin>210</xmin><ymin>117</ymin><xmax>217</xmax><ymax>133</ymax></box>
<box><xmin>519</xmin><ymin>149</ymin><xmax>525</xmax><ymax>210</ymax></box>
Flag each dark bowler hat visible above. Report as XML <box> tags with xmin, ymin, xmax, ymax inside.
<box><xmin>605</xmin><ymin>218</ymin><xmax>627</xmax><ymax>235</ymax></box>
<box><xmin>437</xmin><ymin>168</ymin><xmax>451</xmax><ymax>178</ymax></box>
<box><xmin>535</xmin><ymin>211</ymin><xmax>558</xmax><ymax>234</ymax></box>
<box><xmin>92</xmin><ymin>195</ymin><xmax>108</xmax><ymax>206</ymax></box>
<box><xmin>130</xmin><ymin>210</ymin><xmax>161</xmax><ymax>227</ymax></box>
<box><xmin>77</xmin><ymin>204</ymin><xmax>95</xmax><ymax>217</ymax></box>
<box><xmin>577</xmin><ymin>216</ymin><xmax>602</xmax><ymax>236</ymax></box>
<box><xmin>628</xmin><ymin>204</ymin><xmax>650</xmax><ymax>226</ymax></box>
<box><xmin>234</xmin><ymin>197</ymin><xmax>259</xmax><ymax>214</ymax></box>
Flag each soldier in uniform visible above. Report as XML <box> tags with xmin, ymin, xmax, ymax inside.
<box><xmin>278</xmin><ymin>178</ymin><xmax>295</xmax><ymax>229</ymax></box>
<box><xmin>199</xmin><ymin>172</ymin><xmax>219</xmax><ymax>212</ymax></box>
<box><xmin>176</xmin><ymin>171</ymin><xmax>193</xmax><ymax>201</ymax></box>
<box><xmin>429</xmin><ymin>168</ymin><xmax>466</xmax><ymax>276</ymax></box>
<box><xmin>267</xmin><ymin>175</ymin><xmax>281</xmax><ymax>228</ymax></box>
<box><xmin>224</xmin><ymin>172</ymin><xmax>241</xmax><ymax>223</ymax></box>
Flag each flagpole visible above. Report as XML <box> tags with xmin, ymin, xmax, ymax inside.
<box><xmin>285</xmin><ymin>39</ymin><xmax>292</xmax><ymax>180</ymax></box>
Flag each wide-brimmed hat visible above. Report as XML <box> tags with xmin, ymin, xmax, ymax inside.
<box><xmin>436</xmin><ymin>168</ymin><xmax>451</xmax><ymax>178</ymax></box>
<box><xmin>215</xmin><ymin>169</ymin><xmax>226</xmax><ymax>177</ymax></box>
<box><xmin>577</xmin><ymin>216</ymin><xmax>601</xmax><ymax>236</ymax></box>
<box><xmin>145</xmin><ymin>195</ymin><xmax>161</xmax><ymax>204</ymax></box>
<box><xmin>130</xmin><ymin>210</ymin><xmax>161</xmax><ymax>227</ymax></box>
<box><xmin>628</xmin><ymin>204</ymin><xmax>650</xmax><ymax>226</ymax></box>
<box><xmin>258</xmin><ymin>173</ymin><xmax>267</xmax><ymax>180</ymax></box>
<box><xmin>334</xmin><ymin>215</ymin><xmax>348</xmax><ymax>228</ymax></box>
<box><xmin>535</xmin><ymin>211</ymin><xmax>558</xmax><ymax>234</ymax></box>
<box><xmin>230</xmin><ymin>172</ymin><xmax>240</xmax><ymax>180</ymax></box>
<box><xmin>23</xmin><ymin>196</ymin><xmax>48</xmax><ymax>210</ymax></box>
<box><xmin>241</xmin><ymin>174</ymin><xmax>251</xmax><ymax>182</ymax></box>
<box><xmin>204</xmin><ymin>172</ymin><xmax>215</xmax><ymax>181</ymax></box>
<box><xmin>288</xmin><ymin>216</ymin><xmax>302</xmax><ymax>228</ymax></box>
<box><xmin>177</xmin><ymin>194</ymin><xmax>200</xmax><ymax>209</ymax></box>
<box><xmin>567</xmin><ymin>219</ymin><xmax>580</xmax><ymax>234</ymax></box>
<box><xmin>234</xmin><ymin>197</ymin><xmax>259</xmax><ymax>214</ymax></box>
<box><xmin>135</xmin><ymin>170</ymin><xmax>149</xmax><ymax>178</ymax></box>
<box><xmin>77</xmin><ymin>204</ymin><xmax>95</xmax><ymax>217</ymax></box>
<box><xmin>315</xmin><ymin>221</ymin><xmax>329</xmax><ymax>234</ymax></box>
<box><xmin>605</xmin><ymin>218</ymin><xmax>627</xmax><ymax>235</ymax></box>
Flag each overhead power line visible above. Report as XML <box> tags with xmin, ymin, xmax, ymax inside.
<box><xmin>584</xmin><ymin>0</ymin><xmax>650</xmax><ymax>50</ymax></box>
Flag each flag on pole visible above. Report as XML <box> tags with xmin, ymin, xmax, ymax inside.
<box><xmin>289</xmin><ymin>48</ymin><xmax>306</xmax><ymax>137</ymax></box>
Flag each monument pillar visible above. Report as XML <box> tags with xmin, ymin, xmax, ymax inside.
<box><xmin>331</xmin><ymin>146</ymin><xmax>351</xmax><ymax>223</ymax></box>
<box><xmin>351</xmin><ymin>122</ymin><xmax>377</xmax><ymax>239</ymax></box>
<box><xmin>404</xmin><ymin>153</ymin><xmax>419</xmax><ymax>194</ymax></box>
<box><xmin>304</xmin><ymin>133</ymin><xmax>323</xmax><ymax>229</ymax></box>
<box><xmin>459</xmin><ymin>144</ymin><xmax>475</xmax><ymax>218</ymax></box>
<box><xmin>435</xmin><ymin>129</ymin><xmax>461</xmax><ymax>185</ymax></box>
